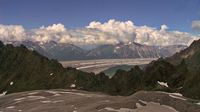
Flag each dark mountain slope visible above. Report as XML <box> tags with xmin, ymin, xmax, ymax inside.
<box><xmin>167</xmin><ymin>39</ymin><xmax>200</xmax><ymax>67</ymax></box>
<box><xmin>42</xmin><ymin>41</ymin><xmax>87</xmax><ymax>61</ymax></box>
<box><xmin>0</xmin><ymin>41</ymin><xmax>109</xmax><ymax>94</ymax></box>
<box><xmin>0</xmin><ymin>41</ymin><xmax>177</xmax><ymax>96</ymax></box>
<box><xmin>8</xmin><ymin>40</ymin><xmax>52</xmax><ymax>58</ymax></box>
<box><xmin>158</xmin><ymin>45</ymin><xmax>187</xmax><ymax>57</ymax></box>
<box><xmin>165</xmin><ymin>39</ymin><xmax>200</xmax><ymax>99</ymax></box>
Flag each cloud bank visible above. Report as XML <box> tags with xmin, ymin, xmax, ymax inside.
<box><xmin>192</xmin><ymin>20</ymin><xmax>200</xmax><ymax>31</ymax></box>
<box><xmin>0</xmin><ymin>19</ymin><xmax>199</xmax><ymax>46</ymax></box>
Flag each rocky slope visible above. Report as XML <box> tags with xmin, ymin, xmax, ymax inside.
<box><xmin>86</xmin><ymin>42</ymin><xmax>160</xmax><ymax>59</ymax></box>
<box><xmin>0</xmin><ymin>89</ymin><xmax>199</xmax><ymax>112</ymax></box>
<box><xmin>158</xmin><ymin>45</ymin><xmax>187</xmax><ymax>57</ymax></box>
<box><xmin>168</xmin><ymin>39</ymin><xmax>200</xmax><ymax>69</ymax></box>
<box><xmin>166</xmin><ymin>39</ymin><xmax>200</xmax><ymax>99</ymax></box>
<box><xmin>42</xmin><ymin>41</ymin><xmax>87</xmax><ymax>61</ymax></box>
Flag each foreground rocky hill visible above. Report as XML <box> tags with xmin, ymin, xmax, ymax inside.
<box><xmin>0</xmin><ymin>89</ymin><xmax>199</xmax><ymax>112</ymax></box>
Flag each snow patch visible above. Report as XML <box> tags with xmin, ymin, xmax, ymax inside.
<box><xmin>134</xmin><ymin>102</ymin><xmax>178</xmax><ymax>112</ymax></box>
<box><xmin>27</xmin><ymin>92</ymin><xmax>39</xmax><ymax>95</ymax></box>
<box><xmin>157</xmin><ymin>81</ymin><xmax>169</xmax><ymax>87</ymax></box>
<box><xmin>0</xmin><ymin>91</ymin><xmax>7</xmax><ymax>97</ymax></box>
<box><xmin>27</xmin><ymin>96</ymin><xmax>46</xmax><ymax>100</ymax></box>
<box><xmin>169</xmin><ymin>93</ymin><xmax>183</xmax><ymax>97</ymax></box>
<box><xmin>104</xmin><ymin>107</ymin><xmax>134</xmax><ymax>112</ymax></box>
<box><xmin>10</xmin><ymin>81</ymin><xmax>14</xmax><ymax>85</ymax></box>
<box><xmin>40</xmin><ymin>100</ymin><xmax>64</xmax><ymax>104</ymax></box>
<box><xmin>52</xmin><ymin>100</ymin><xmax>64</xmax><ymax>103</ymax></box>
<box><xmin>14</xmin><ymin>97</ymin><xmax>26</xmax><ymax>101</ymax></box>
<box><xmin>70</xmin><ymin>84</ymin><xmax>76</xmax><ymax>88</ymax></box>
<box><xmin>6</xmin><ymin>106</ymin><xmax>15</xmax><ymax>109</ymax></box>
<box><xmin>46</xmin><ymin>91</ymin><xmax>61</xmax><ymax>96</ymax></box>
<box><xmin>58</xmin><ymin>91</ymin><xmax>102</xmax><ymax>97</ymax></box>
<box><xmin>137</xmin><ymin>50</ymin><xmax>143</xmax><ymax>58</ymax></box>
<box><xmin>169</xmin><ymin>95</ymin><xmax>186</xmax><ymax>100</ymax></box>
<box><xmin>40</xmin><ymin>100</ymin><xmax>52</xmax><ymax>103</ymax></box>
<box><xmin>139</xmin><ymin>100</ymin><xmax>147</xmax><ymax>104</ymax></box>
<box><xmin>115</xmin><ymin>46</ymin><xmax>120</xmax><ymax>49</ymax></box>
<box><xmin>28</xmin><ymin>47</ymin><xmax>34</xmax><ymax>51</ymax></box>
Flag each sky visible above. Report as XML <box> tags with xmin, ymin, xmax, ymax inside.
<box><xmin>0</xmin><ymin>0</ymin><xmax>200</xmax><ymax>46</ymax></box>
<box><xmin>0</xmin><ymin>0</ymin><xmax>200</xmax><ymax>32</ymax></box>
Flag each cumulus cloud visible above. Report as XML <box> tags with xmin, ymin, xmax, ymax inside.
<box><xmin>192</xmin><ymin>20</ymin><xmax>200</xmax><ymax>31</ymax></box>
<box><xmin>134</xmin><ymin>25</ymin><xmax>198</xmax><ymax>46</ymax></box>
<box><xmin>86</xmin><ymin>19</ymin><xmax>136</xmax><ymax>44</ymax></box>
<box><xmin>31</xmin><ymin>23</ymin><xmax>72</xmax><ymax>43</ymax></box>
<box><xmin>0</xmin><ymin>24</ymin><xmax>26</xmax><ymax>41</ymax></box>
<box><xmin>85</xmin><ymin>19</ymin><xmax>199</xmax><ymax>46</ymax></box>
<box><xmin>160</xmin><ymin>24</ymin><xmax>169</xmax><ymax>31</ymax></box>
<box><xmin>0</xmin><ymin>19</ymin><xmax>199</xmax><ymax>46</ymax></box>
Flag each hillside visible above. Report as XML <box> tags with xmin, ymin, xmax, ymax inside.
<box><xmin>166</xmin><ymin>39</ymin><xmax>200</xmax><ymax>99</ymax></box>
<box><xmin>0</xmin><ymin>40</ymin><xmax>200</xmax><ymax>100</ymax></box>
<box><xmin>168</xmin><ymin>39</ymin><xmax>200</xmax><ymax>71</ymax></box>
<box><xmin>0</xmin><ymin>41</ymin><xmax>107</xmax><ymax>94</ymax></box>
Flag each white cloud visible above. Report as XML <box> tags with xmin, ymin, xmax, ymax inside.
<box><xmin>86</xmin><ymin>19</ymin><xmax>136</xmax><ymax>44</ymax></box>
<box><xmin>0</xmin><ymin>19</ymin><xmax>199</xmax><ymax>46</ymax></box>
<box><xmin>40</xmin><ymin>23</ymin><xmax>66</xmax><ymax>32</ymax></box>
<box><xmin>31</xmin><ymin>23</ymin><xmax>72</xmax><ymax>43</ymax></box>
<box><xmin>160</xmin><ymin>24</ymin><xmax>169</xmax><ymax>31</ymax></box>
<box><xmin>134</xmin><ymin>25</ymin><xmax>198</xmax><ymax>46</ymax></box>
<box><xmin>0</xmin><ymin>24</ymin><xmax>26</xmax><ymax>41</ymax></box>
<box><xmin>85</xmin><ymin>20</ymin><xmax>199</xmax><ymax>46</ymax></box>
<box><xmin>192</xmin><ymin>20</ymin><xmax>200</xmax><ymax>31</ymax></box>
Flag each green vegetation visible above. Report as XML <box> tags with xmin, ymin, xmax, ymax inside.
<box><xmin>103</xmin><ymin>65</ymin><xmax>135</xmax><ymax>77</ymax></box>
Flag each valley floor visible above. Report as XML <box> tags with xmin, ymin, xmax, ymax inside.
<box><xmin>60</xmin><ymin>58</ymin><xmax>156</xmax><ymax>74</ymax></box>
<box><xmin>0</xmin><ymin>89</ymin><xmax>199</xmax><ymax>112</ymax></box>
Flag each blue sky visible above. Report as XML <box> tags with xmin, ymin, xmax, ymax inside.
<box><xmin>0</xmin><ymin>0</ymin><xmax>200</xmax><ymax>32</ymax></box>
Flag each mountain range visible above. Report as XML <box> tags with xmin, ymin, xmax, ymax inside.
<box><xmin>0</xmin><ymin>39</ymin><xmax>200</xmax><ymax>100</ymax></box>
<box><xmin>5</xmin><ymin>41</ymin><xmax>187</xmax><ymax>61</ymax></box>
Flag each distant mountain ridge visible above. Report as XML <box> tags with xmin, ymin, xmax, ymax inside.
<box><xmin>86</xmin><ymin>42</ymin><xmax>160</xmax><ymax>59</ymax></box>
<box><xmin>167</xmin><ymin>39</ymin><xmax>200</xmax><ymax>74</ymax></box>
<box><xmin>4</xmin><ymin>40</ymin><xmax>187</xmax><ymax>61</ymax></box>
